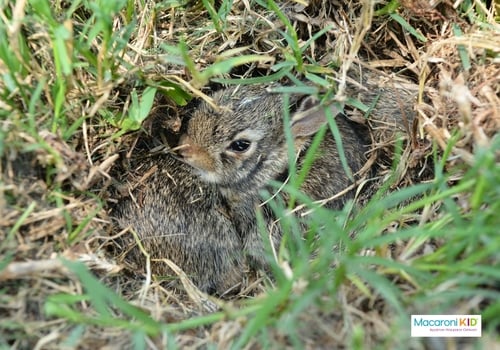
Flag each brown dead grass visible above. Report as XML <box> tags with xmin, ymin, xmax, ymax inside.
<box><xmin>1</xmin><ymin>0</ymin><xmax>499</xmax><ymax>348</ymax></box>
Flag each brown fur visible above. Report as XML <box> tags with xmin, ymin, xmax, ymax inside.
<box><xmin>178</xmin><ymin>86</ymin><xmax>369</xmax><ymax>268</ymax></box>
<box><xmin>114</xmin><ymin>72</ymin><xmax>417</xmax><ymax>294</ymax></box>
<box><xmin>115</xmin><ymin>154</ymin><xmax>244</xmax><ymax>295</ymax></box>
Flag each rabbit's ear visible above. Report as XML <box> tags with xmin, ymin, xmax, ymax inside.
<box><xmin>290</xmin><ymin>96</ymin><xmax>342</xmax><ymax>137</ymax></box>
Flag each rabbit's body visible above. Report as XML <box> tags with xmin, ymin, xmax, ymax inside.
<box><xmin>344</xmin><ymin>68</ymin><xmax>417</xmax><ymax>137</ymax></box>
<box><xmin>115</xmin><ymin>153</ymin><xmax>244</xmax><ymax>294</ymax></box>
<box><xmin>292</xmin><ymin>116</ymin><xmax>369</xmax><ymax>206</ymax></box>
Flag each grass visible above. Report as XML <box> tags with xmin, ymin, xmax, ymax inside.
<box><xmin>1</xmin><ymin>0</ymin><xmax>499</xmax><ymax>349</ymax></box>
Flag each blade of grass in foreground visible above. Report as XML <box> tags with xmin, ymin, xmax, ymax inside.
<box><xmin>45</xmin><ymin>260</ymin><xmax>162</xmax><ymax>336</ymax></box>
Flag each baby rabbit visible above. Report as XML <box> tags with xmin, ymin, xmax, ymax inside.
<box><xmin>114</xmin><ymin>72</ymin><xmax>417</xmax><ymax>293</ymax></box>
<box><xmin>177</xmin><ymin>84</ymin><xmax>369</xmax><ymax>266</ymax></box>
<box><xmin>114</xmin><ymin>151</ymin><xmax>245</xmax><ymax>295</ymax></box>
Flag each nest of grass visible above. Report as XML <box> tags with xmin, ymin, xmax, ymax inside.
<box><xmin>1</xmin><ymin>0</ymin><xmax>499</xmax><ymax>348</ymax></box>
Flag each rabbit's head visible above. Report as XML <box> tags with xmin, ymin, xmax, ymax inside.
<box><xmin>178</xmin><ymin>84</ymin><xmax>340</xmax><ymax>195</ymax></box>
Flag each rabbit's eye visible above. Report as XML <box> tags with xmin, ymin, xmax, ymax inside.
<box><xmin>228</xmin><ymin>139</ymin><xmax>251</xmax><ymax>152</ymax></box>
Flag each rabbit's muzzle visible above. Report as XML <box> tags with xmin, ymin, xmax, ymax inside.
<box><xmin>177</xmin><ymin>135</ymin><xmax>218</xmax><ymax>175</ymax></box>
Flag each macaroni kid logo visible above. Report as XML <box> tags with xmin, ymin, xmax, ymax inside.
<box><xmin>411</xmin><ymin>315</ymin><xmax>481</xmax><ymax>337</ymax></box>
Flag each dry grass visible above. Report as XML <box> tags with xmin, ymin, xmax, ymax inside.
<box><xmin>1</xmin><ymin>0</ymin><xmax>499</xmax><ymax>348</ymax></box>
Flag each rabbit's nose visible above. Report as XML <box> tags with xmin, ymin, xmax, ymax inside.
<box><xmin>177</xmin><ymin>135</ymin><xmax>193</xmax><ymax>158</ymax></box>
<box><xmin>177</xmin><ymin>144</ymin><xmax>192</xmax><ymax>158</ymax></box>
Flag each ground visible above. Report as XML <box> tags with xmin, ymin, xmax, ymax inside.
<box><xmin>0</xmin><ymin>0</ymin><xmax>499</xmax><ymax>349</ymax></box>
